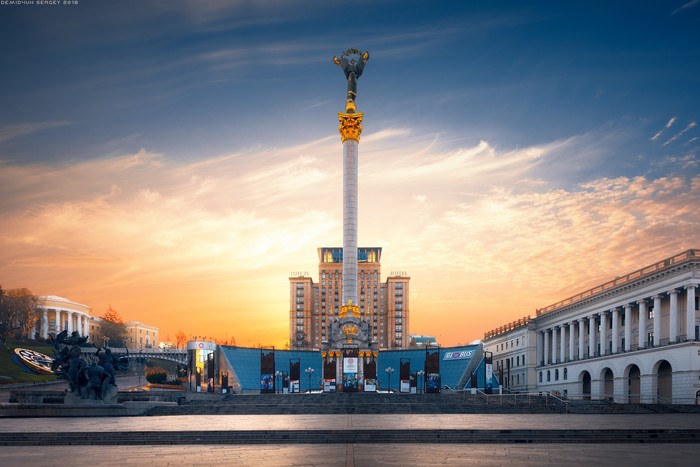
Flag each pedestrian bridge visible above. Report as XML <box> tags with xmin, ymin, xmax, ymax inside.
<box><xmin>80</xmin><ymin>347</ymin><xmax>187</xmax><ymax>364</ymax></box>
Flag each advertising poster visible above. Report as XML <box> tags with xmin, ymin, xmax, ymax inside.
<box><xmin>260</xmin><ymin>373</ymin><xmax>273</xmax><ymax>391</ymax></box>
<box><xmin>364</xmin><ymin>378</ymin><xmax>377</xmax><ymax>392</ymax></box>
<box><xmin>426</xmin><ymin>373</ymin><xmax>441</xmax><ymax>393</ymax></box>
<box><xmin>343</xmin><ymin>373</ymin><xmax>358</xmax><ymax>391</ymax></box>
<box><xmin>324</xmin><ymin>379</ymin><xmax>336</xmax><ymax>392</ymax></box>
<box><xmin>400</xmin><ymin>380</ymin><xmax>410</xmax><ymax>393</ymax></box>
<box><xmin>344</xmin><ymin>357</ymin><xmax>358</xmax><ymax>373</ymax></box>
<box><xmin>485</xmin><ymin>353</ymin><xmax>493</xmax><ymax>394</ymax></box>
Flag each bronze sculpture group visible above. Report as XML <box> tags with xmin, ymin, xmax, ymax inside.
<box><xmin>50</xmin><ymin>330</ymin><xmax>127</xmax><ymax>402</ymax></box>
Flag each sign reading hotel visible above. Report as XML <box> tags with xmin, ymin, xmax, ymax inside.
<box><xmin>443</xmin><ymin>350</ymin><xmax>474</xmax><ymax>361</ymax></box>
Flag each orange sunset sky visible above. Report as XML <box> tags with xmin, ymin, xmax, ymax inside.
<box><xmin>1</xmin><ymin>2</ymin><xmax>699</xmax><ymax>348</ymax></box>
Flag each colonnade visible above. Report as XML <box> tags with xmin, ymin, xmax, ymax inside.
<box><xmin>538</xmin><ymin>285</ymin><xmax>697</xmax><ymax>366</ymax></box>
<box><xmin>38</xmin><ymin>308</ymin><xmax>90</xmax><ymax>340</ymax></box>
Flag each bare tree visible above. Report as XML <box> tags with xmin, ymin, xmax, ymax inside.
<box><xmin>1</xmin><ymin>288</ymin><xmax>38</xmax><ymax>339</ymax></box>
<box><xmin>176</xmin><ymin>331</ymin><xmax>187</xmax><ymax>349</ymax></box>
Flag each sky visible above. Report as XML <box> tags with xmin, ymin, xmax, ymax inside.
<box><xmin>1</xmin><ymin>0</ymin><xmax>699</xmax><ymax>348</ymax></box>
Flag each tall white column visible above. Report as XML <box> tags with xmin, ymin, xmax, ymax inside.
<box><xmin>611</xmin><ymin>308</ymin><xmax>619</xmax><ymax>354</ymax></box>
<box><xmin>686</xmin><ymin>285</ymin><xmax>696</xmax><ymax>341</ymax></box>
<box><xmin>600</xmin><ymin>311</ymin><xmax>608</xmax><ymax>355</ymax></box>
<box><xmin>551</xmin><ymin>327</ymin><xmax>558</xmax><ymax>363</ymax></box>
<box><xmin>624</xmin><ymin>304</ymin><xmax>632</xmax><ymax>351</ymax></box>
<box><xmin>41</xmin><ymin>309</ymin><xmax>49</xmax><ymax>339</ymax></box>
<box><xmin>568</xmin><ymin>322</ymin><xmax>575</xmax><ymax>362</ymax></box>
<box><xmin>543</xmin><ymin>329</ymin><xmax>550</xmax><ymax>365</ymax></box>
<box><xmin>66</xmin><ymin>310</ymin><xmax>73</xmax><ymax>334</ymax></box>
<box><xmin>638</xmin><ymin>299</ymin><xmax>647</xmax><ymax>348</ymax></box>
<box><xmin>559</xmin><ymin>325</ymin><xmax>566</xmax><ymax>362</ymax></box>
<box><xmin>588</xmin><ymin>316</ymin><xmax>596</xmax><ymax>358</ymax></box>
<box><xmin>653</xmin><ymin>295</ymin><xmax>662</xmax><ymax>346</ymax></box>
<box><xmin>537</xmin><ymin>331</ymin><xmax>544</xmax><ymax>366</ymax></box>
<box><xmin>342</xmin><ymin>138</ymin><xmax>358</xmax><ymax>306</ymax></box>
<box><xmin>669</xmin><ymin>289</ymin><xmax>678</xmax><ymax>343</ymax></box>
<box><xmin>578</xmin><ymin>319</ymin><xmax>585</xmax><ymax>359</ymax></box>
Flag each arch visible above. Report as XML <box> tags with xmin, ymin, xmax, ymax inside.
<box><xmin>580</xmin><ymin>370</ymin><xmax>591</xmax><ymax>400</ymax></box>
<box><xmin>601</xmin><ymin>367</ymin><xmax>614</xmax><ymax>401</ymax></box>
<box><xmin>626</xmin><ymin>364</ymin><xmax>641</xmax><ymax>404</ymax></box>
<box><xmin>656</xmin><ymin>360</ymin><xmax>672</xmax><ymax>403</ymax></box>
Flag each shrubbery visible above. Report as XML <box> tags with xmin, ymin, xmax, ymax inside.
<box><xmin>145</xmin><ymin>366</ymin><xmax>168</xmax><ymax>384</ymax></box>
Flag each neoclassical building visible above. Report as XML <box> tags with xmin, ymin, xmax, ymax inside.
<box><xmin>35</xmin><ymin>295</ymin><xmax>95</xmax><ymax>341</ymax></box>
<box><xmin>484</xmin><ymin>249</ymin><xmax>699</xmax><ymax>404</ymax></box>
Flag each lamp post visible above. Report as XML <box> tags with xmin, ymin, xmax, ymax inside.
<box><xmin>417</xmin><ymin>370</ymin><xmax>425</xmax><ymax>394</ymax></box>
<box><xmin>275</xmin><ymin>370</ymin><xmax>282</xmax><ymax>394</ymax></box>
<box><xmin>385</xmin><ymin>367</ymin><xmax>394</xmax><ymax>393</ymax></box>
<box><xmin>138</xmin><ymin>348</ymin><xmax>143</xmax><ymax>389</ymax></box>
<box><xmin>305</xmin><ymin>367</ymin><xmax>315</xmax><ymax>393</ymax></box>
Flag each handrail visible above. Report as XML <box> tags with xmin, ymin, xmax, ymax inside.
<box><xmin>536</xmin><ymin>249</ymin><xmax>698</xmax><ymax>316</ymax></box>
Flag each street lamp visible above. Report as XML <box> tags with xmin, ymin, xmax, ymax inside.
<box><xmin>417</xmin><ymin>370</ymin><xmax>425</xmax><ymax>394</ymax></box>
<box><xmin>275</xmin><ymin>370</ymin><xmax>282</xmax><ymax>394</ymax></box>
<box><xmin>138</xmin><ymin>348</ymin><xmax>143</xmax><ymax>389</ymax></box>
<box><xmin>305</xmin><ymin>367</ymin><xmax>315</xmax><ymax>393</ymax></box>
<box><xmin>385</xmin><ymin>367</ymin><xmax>394</xmax><ymax>393</ymax></box>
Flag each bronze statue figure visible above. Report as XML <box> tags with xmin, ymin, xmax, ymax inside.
<box><xmin>333</xmin><ymin>48</ymin><xmax>369</xmax><ymax>103</ymax></box>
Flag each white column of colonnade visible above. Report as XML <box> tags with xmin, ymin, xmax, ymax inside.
<box><xmin>653</xmin><ymin>295</ymin><xmax>661</xmax><ymax>346</ymax></box>
<box><xmin>559</xmin><ymin>325</ymin><xmax>566</xmax><ymax>363</ymax></box>
<box><xmin>611</xmin><ymin>307</ymin><xmax>619</xmax><ymax>353</ymax></box>
<box><xmin>669</xmin><ymin>289</ymin><xmax>678</xmax><ymax>343</ymax></box>
<box><xmin>41</xmin><ymin>309</ymin><xmax>49</xmax><ymax>339</ymax></box>
<box><xmin>588</xmin><ymin>316</ymin><xmax>596</xmax><ymax>357</ymax></box>
<box><xmin>624</xmin><ymin>305</ymin><xmax>632</xmax><ymax>351</ymax></box>
<box><xmin>638</xmin><ymin>300</ymin><xmax>647</xmax><ymax>348</ymax></box>
<box><xmin>685</xmin><ymin>285</ymin><xmax>696</xmax><ymax>340</ymax></box>
<box><xmin>569</xmin><ymin>322</ymin><xmax>575</xmax><ymax>361</ymax></box>
<box><xmin>551</xmin><ymin>327</ymin><xmax>558</xmax><ymax>363</ymax></box>
<box><xmin>543</xmin><ymin>330</ymin><xmax>550</xmax><ymax>365</ymax></box>
<box><xmin>600</xmin><ymin>311</ymin><xmax>608</xmax><ymax>356</ymax></box>
<box><xmin>578</xmin><ymin>319</ymin><xmax>585</xmax><ymax>359</ymax></box>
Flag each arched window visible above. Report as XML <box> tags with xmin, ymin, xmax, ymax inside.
<box><xmin>563</xmin><ymin>368</ymin><xmax>568</xmax><ymax>380</ymax></box>
<box><xmin>539</xmin><ymin>371</ymin><xmax>542</xmax><ymax>382</ymax></box>
<box><xmin>555</xmin><ymin>369</ymin><xmax>559</xmax><ymax>381</ymax></box>
<box><xmin>547</xmin><ymin>370</ymin><xmax>551</xmax><ymax>382</ymax></box>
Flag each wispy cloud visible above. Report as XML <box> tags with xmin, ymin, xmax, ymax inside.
<box><xmin>671</xmin><ymin>0</ymin><xmax>700</xmax><ymax>15</ymax></box>
<box><xmin>0</xmin><ymin>121</ymin><xmax>69</xmax><ymax>144</ymax></box>
<box><xmin>663</xmin><ymin>121</ymin><xmax>697</xmax><ymax>146</ymax></box>
<box><xmin>650</xmin><ymin>116</ymin><xmax>677</xmax><ymax>141</ymax></box>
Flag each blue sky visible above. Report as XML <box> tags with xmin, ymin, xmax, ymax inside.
<box><xmin>1</xmin><ymin>1</ymin><xmax>699</xmax><ymax>346</ymax></box>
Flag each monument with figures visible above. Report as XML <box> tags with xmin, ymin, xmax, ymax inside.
<box><xmin>323</xmin><ymin>49</ymin><xmax>378</xmax><ymax>392</ymax></box>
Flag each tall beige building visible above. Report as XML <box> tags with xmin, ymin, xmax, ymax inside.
<box><xmin>289</xmin><ymin>247</ymin><xmax>410</xmax><ymax>350</ymax></box>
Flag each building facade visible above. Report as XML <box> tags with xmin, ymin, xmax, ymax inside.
<box><xmin>483</xmin><ymin>249</ymin><xmax>700</xmax><ymax>404</ymax></box>
<box><xmin>289</xmin><ymin>247</ymin><xmax>410</xmax><ymax>350</ymax></box>
<box><xmin>125</xmin><ymin>321</ymin><xmax>160</xmax><ymax>349</ymax></box>
<box><xmin>482</xmin><ymin>316</ymin><xmax>537</xmax><ymax>393</ymax></box>
<box><xmin>35</xmin><ymin>295</ymin><xmax>95</xmax><ymax>341</ymax></box>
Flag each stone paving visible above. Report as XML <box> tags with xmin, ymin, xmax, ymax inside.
<box><xmin>0</xmin><ymin>443</ymin><xmax>699</xmax><ymax>466</ymax></box>
<box><xmin>3</xmin><ymin>413</ymin><xmax>700</xmax><ymax>433</ymax></box>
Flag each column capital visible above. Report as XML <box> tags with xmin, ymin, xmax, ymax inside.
<box><xmin>667</xmin><ymin>288</ymin><xmax>679</xmax><ymax>296</ymax></box>
<box><xmin>651</xmin><ymin>294</ymin><xmax>662</xmax><ymax>300</ymax></box>
<box><xmin>624</xmin><ymin>303</ymin><xmax>633</xmax><ymax>310</ymax></box>
<box><xmin>338</xmin><ymin>111</ymin><xmax>364</xmax><ymax>142</ymax></box>
<box><xmin>684</xmin><ymin>284</ymin><xmax>697</xmax><ymax>290</ymax></box>
<box><xmin>637</xmin><ymin>298</ymin><xmax>648</xmax><ymax>306</ymax></box>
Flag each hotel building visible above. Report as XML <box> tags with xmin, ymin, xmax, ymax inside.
<box><xmin>483</xmin><ymin>249</ymin><xmax>700</xmax><ymax>403</ymax></box>
<box><xmin>289</xmin><ymin>247</ymin><xmax>410</xmax><ymax>350</ymax></box>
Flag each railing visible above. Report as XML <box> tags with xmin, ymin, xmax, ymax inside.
<box><xmin>484</xmin><ymin>316</ymin><xmax>532</xmax><ymax>339</ymax></box>
<box><xmin>536</xmin><ymin>249</ymin><xmax>698</xmax><ymax>316</ymax></box>
<box><xmin>462</xmin><ymin>389</ymin><xmax>570</xmax><ymax>413</ymax></box>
